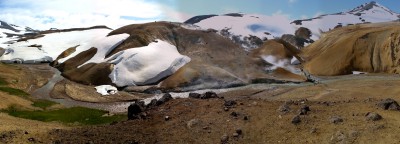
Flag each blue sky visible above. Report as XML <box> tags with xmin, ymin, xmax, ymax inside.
<box><xmin>156</xmin><ymin>0</ymin><xmax>400</xmax><ymax>19</ymax></box>
<box><xmin>0</xmin><ymin>0</ymin><xmax>398</xmax><ymax>29</ymax></box>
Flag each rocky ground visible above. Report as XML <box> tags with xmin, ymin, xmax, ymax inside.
<box><xmin>1</xmin><ymin>63</ymin><xmax>400</xmax><ymax>143</ymax></box>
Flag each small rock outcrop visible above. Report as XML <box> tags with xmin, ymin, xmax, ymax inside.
<box><xmin>127</xmin><ymin>103</ymin><xmax>143</xmax><ymax>120</ymax></box>
<box><xmin>292</xmin><ymin>115</ymin><xmax>301</xmax><ymax>124</ymax></box>
<box><xmin>330</xmin><ymin>116</ymin><xmax>344</xmax><ymax>124</ymax></box>
<box><xmin>365</xmin><ymin>112</ymin><xmax>382</xmax><ymax>121</ymax></box>
<box><xmin>377</xmin><ymin>98</ymin><xmax>400</xmax><ymax>110</ymax></box>
<box><xmin>189</xmin><ymin>91</ymin><xmax>219</xmax><ymax>99</ymax></box>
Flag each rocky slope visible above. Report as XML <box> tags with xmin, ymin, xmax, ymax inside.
<box><xmin>302</xmin><ymin>22</ymin><xmax>400</xmax><ymax>76</ymax></box>
<box><xmin>58</xmin><ymin>22</ymin><xmax>274</xmax><ymax>90</ymax></box>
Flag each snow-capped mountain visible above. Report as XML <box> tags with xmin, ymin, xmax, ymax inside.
<box><xmin>292</xmin><ymin>1</ymin><xmax>400</xmax><ymax>39</ymax></box>
<box><xmin>185</xmin><ymin>1</ymin><xmax>399</xmax><ymax>50</ymax></box>
<box><xmin>0</xmin><ymin>20</ymin><xmax>38</xmax><ymax>48</ymax></box>
<box><xmin>184</xmin><ymin>13</ymin><xmax>295</xmax><ymax>50</ymax></box>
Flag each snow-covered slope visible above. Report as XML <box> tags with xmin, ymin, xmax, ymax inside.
<box><xmin>0</xmin><ymin>20</ymin><xmax>38</xmax><ymax>48</ymax></box>
<box><xmin>1</xmin><ymin>28</ymin><xmax>128</xmax><ymax>63</ymax></box>
<box><xmin>185</xmin><ymin>1</ymin><xmax>399</xmax><ymax>49</ymax></box>
<box><xmin>1</xmin><ymin>24</ymin><xmax>191</xmax><ymax>87</ymax></box>
<box><xmin>292</xmin><ymin>1</ymin><xmax>400</xmax><ymax>39</ymax></box>
<box><xmin>185</xmin><ymin>13</ymin><xmax>295</xmax><ymax>50</ymax></box>
<box><xmin>106</xmin><ymin>40</ymin><xmax>190</xmax><ymax>86</ymax></box>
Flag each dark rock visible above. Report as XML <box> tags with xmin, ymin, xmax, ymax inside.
<box><xmin>53</xmin><ymin>140</ymin><xmax>62</xmax><ymax>144</ymax></box>
<box><xmin>165</xmin><ymin>116</ymin><xmax>170</xmax><ymax>121</ymax></box>
<box><xmin>124</xmin><ymin>140</ymin><xmax>139</xmax><ymax>144</ymax></box>
<box><xmin>244</xmin><ymin>116</ymin><xmax>249</xmax><ymax>121</ymax></box>
<box><xmin>292</xmin><ymin>115</ymin><xmax>301</xmax><ymax>124</ymax></box>
<box><xmin>156</xmin><ymin>93</ymin><xmax>173</xmax><ymax>106</ymax></box>
<box><xmin>127</xmin><ymin>103</ymin><xmax>142</xmax><ymax>120</ymax></box>
<box><xmin>147</xmin><ymin>99</ymin><xmax>158</xmax><ymax>107</ymax></box>
<box><xmin>236</xmin><ymin>128</ymin><xmax>242</xmax><ymax>135</ymax></box>
<box><xmin>365</xmin><ymin>112</ymin><xmax>382</xmax><ymax>121</ymax></box>
<box><xmin>230</xmin><ymin>112</ymin><xmax>238</xmax><ymax>117</ymax></box>
<box><xmin>299</xmin><ymin>105</ymin><xmax>311</xmax><ymax>115</ymax></box>
<box><xmin>201</xmin><ymin>91</ymin><xmax>218</xmax><ymax>99</ymax></box>
<box><xmin>377</xmin><ymin>98</ymin><xmax>400</xmax><ymax>110</ymax></box>
<box><xmin>278</xmin><ymin>104</ymin><xmax>291</xmax><ymax>113</ymax></box>
<box><xmin>24</xmin><ymin>131</ymin><xmax>29</xmax><ymax>135</ymax></box>
<box><xmin>224</xmin><ymin>100</ymin><xmax>237</xmax><ymax>107</ymax></box>
<box><xmin>330</xmin><ymin>116</ymin><xmax>344</xmax><ymax>124</ymax></box>
<box><xmin>221</xmin><ymin>133</ymin><xmax>229</xmax><ymax>144</ymax></box>
<box><xmin>189</xmin><ymin>92</ymin><xmax>201</xmax><ymax>99</ymax></box>
<box><xmin>143</xmin><ymin>87</ymin><xmax>162</xmax><ymax>94</ymax></box>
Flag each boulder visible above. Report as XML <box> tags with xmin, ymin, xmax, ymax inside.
<box><xmin>365</xmin><ymin>112</ymin><xmax>382</xmax><ymax>121</ymax></box>
<box><xmin>127</xmin><ymin>103</ymin><xmax>142</xmax><ymax>120</ymax></box>
<box><xmin>377</xmin><ymin>98</ymin><xmax>400</xmax><ymax>110</ymax></box>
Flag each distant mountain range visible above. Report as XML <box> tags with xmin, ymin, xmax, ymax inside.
<box><xmin>184</xmin><ymin>1</ymin><xmax>400</xmax><ymax>50</ymax></box>
<box><xmin>0</xmin><ymin>20</ymin><xmax>38</xmax><ymax>48</ymax></box>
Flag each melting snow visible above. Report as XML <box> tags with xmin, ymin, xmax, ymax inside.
<box><xmin>107</xmin><ymin>39</ymin><xmax>191</xmax><ymax>87</ymax></box>
<box><xmin>95</xmin><ymin>85</ymin><xmax>118</xmax><ymax>96</ymax></box>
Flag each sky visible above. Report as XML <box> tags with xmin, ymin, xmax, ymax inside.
<box><xmin>0</xmin><ymin>0</ymin><xmax>399</xmax><ymax>30</ymax></box>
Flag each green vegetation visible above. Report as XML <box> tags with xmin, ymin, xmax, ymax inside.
<box><xmin>0</xmin><ymin>75</ymin><xmax>125</xmax><ymax>125</ymax></box>
<box><xmin>0</xmin><ymin>77</ymin><xmax>7</xmax><ymax>85</ymax></box>
<box><xmin>0</xmin><ymin>87</ymin><xmax>30</xmax><ymax>97</ymax></box>
<box><xmin>31</xmin><ymin>99</ymin><xmax>58</xmax><ymax>109</ymax></box>
<box><xmin>4</xmin><ymin>106</ymin><xmax>126</xmax><ymax>125</ymax></box>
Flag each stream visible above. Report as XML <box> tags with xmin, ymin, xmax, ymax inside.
<box><xmin>30</xmin><ymin>66</ymin><xmax>316</xmax><ymax>113</ymax></box>
<box><xmin>31</xmin><ymin>67</ymin><xmax>134</xmax><ymax>113</ymax></box>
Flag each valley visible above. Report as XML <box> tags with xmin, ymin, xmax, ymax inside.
<box><xmin>0</xmin><ymin>1</ymin><xmax>400</xmax><ymax>143</ymax></box>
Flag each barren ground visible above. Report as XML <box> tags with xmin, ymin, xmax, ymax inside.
<box><xmin>1</xmin><ymin>63</ymin><xmax>400</xmax><ymax>143</ymax></box>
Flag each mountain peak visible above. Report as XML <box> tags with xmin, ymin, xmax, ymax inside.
<box><xmin>349</xmin><ymin>1</ymin><xmax>396</xmax><ymax>15</ymax></box>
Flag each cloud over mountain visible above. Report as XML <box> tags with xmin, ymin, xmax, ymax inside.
<box><xmin>0</xmin><ymin>0</ymin><xmax>165</xmax><ymax>29</ymax></box>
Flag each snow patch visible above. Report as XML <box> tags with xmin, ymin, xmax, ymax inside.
<box><xmin>352</xmin><ymin>71</ymin><xmax>367</xmax><ymax>75</ymax></box>
<box><xmin>95</xmin><ymin>85</ymin><xmax>118</xmax><ymax>96</ymax></box>
<box><xmin>107</xmin><ymin>39</ymin><xmax>191</xmax><ymax>87</ymax></box>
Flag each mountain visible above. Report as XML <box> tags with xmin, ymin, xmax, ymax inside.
<box><xmin>185</xmin><ymin>1</ymin><xmax>399</xmax><ymax>50</ymax></box>
<box><xmin>302</xmin><ymin>22</ymin><xmax>400</xmax><ymax>76</ymax></box>
<box><xmin>184</xmin><ymin>13</ymin><xmax>294</xmax><ymax>50</ymax></box>
<box><xmin>291</xmin><ymin>1</ymin><xmax>400</xmax><ymax>39</ymax></box>
<box><xmin>0</xmin><ymin>20</ymin><xmax>38</xmax><ymax>48</ymax></box>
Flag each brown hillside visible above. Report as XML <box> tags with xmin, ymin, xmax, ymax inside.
<box><xmin>58</xmin><ymin>22</ymin><xmax>269</xmax><ymax>89</ymax></box>
<box><xmin>302</xmin><ymin>22</ymin><xmax>400</xmax><ymax>76</ymax></box>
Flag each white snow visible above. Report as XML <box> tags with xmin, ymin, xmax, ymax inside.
<box><xmin>352</xmin><ymin>71</ymin><xmax>367</xmax><ymax>75</ymax></box>
<box><xmin>190</xmin><ymin>2</ymin><xmax>399</xmax><ymax>47</ymax></box>
<box><xmin>295</xmin><ymin>2</ymin><xmax>399</xmax><ymax>39</ymax></box>
<box><xmin>107</xmin><ymin>39</ymin><xmax>191</xmax><ymax>87</ymax></box>
<box><xmin>95</xmin><ymin>85</ymin><xmax>118</xmax><ymax>96</ymax></box>
<box><xmin>1</xmin><ymin>28</ymin><xmax>129</xmax><ymax>63</ymax></box>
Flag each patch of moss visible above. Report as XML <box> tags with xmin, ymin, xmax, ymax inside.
<box><xmin>32</xmin><ymin>99</ymin><xmax>58</xmax><ymax>109</ymax></box>
<box><xmin>0</xmin><ymin>87</ymin><xmax>29</xmax><ymax>97</ymax></box>
<box><xmin>0</xmin><ymin>77</ymin><xmax>7</xmax><ymax>85</ymax></box>
<box><xmin>4</xmin><ymin>106</ymin><xmax>126</xmax><ymax>125</ymax></box>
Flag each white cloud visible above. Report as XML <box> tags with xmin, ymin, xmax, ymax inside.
<box><xmin>160</xmin><ymin>5</ymin><xmax>193</xmax><ymax>22</ymax></box>
<box><xmin>0</xmin><ymin>0</ymin><xmax>185</xmax><ymax>30</ymax></box>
